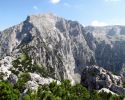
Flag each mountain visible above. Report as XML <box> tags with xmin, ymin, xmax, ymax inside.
<box><xmin>0</xmin><ymin>13</ymin><xmax>95</xmax><ymax>84</ymax></box>
<box><xmin>0</xmin><ymin>13</ymin><xmax>125</xmax><ymax>96</ymax></box>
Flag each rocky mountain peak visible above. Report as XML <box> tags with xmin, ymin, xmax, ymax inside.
<box><xmin>27</xmin><ymin>13</ymin><xmax>57</xmax><ymax>20</ymax></box>
<box><xmin>1</xmin><ymin>13</ymin><xmax>125</xmax><ymax>97</ymax></box>
<box><xmin>1</xmin><ymin>13</ymin><xmax>125</xmax><ymax>86</ymax></box>
<box><xmin>26</xmin><ymin>13</ymin><xmax>58</xmax><ymax>26</ymax></box>
<box><xmin>0</xmin><ymin>13</ymin><xmax>95</xmax><ymax>84</ymax></box>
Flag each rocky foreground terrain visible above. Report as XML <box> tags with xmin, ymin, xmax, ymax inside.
<box><xmin>0</xmin><ymin>13</ymin><xmax>125</xmax><ymax>98</ymax></box>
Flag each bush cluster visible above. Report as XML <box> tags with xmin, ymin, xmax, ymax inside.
<box><xmin>0</xmin><ymin>79</ymin><xmax>124</xmax><ymax>100</ymax></box>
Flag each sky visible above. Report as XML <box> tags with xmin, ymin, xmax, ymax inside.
<box><xmin>0</xmin><ymin>0</ymin><xmax>125</xmax><ymax>30</ymax></box>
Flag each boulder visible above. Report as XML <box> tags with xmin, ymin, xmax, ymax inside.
<box><xmin>110</xmin><ymin>84</ymin><xmax>125</xmax><ymax>96</ymax></box>
<box><xmin>8</xmin><ymin>73</ymin><xmax>18</xmax><ymax>85</ymax></box>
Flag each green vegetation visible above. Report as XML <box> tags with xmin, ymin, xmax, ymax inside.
<box><xmin>0</xmin><ymin>79</ymin><xmax>124</xmax><ymax>100</ymax></box>
<box><xmin>0</xmin><ymin>81</ymin><xmax>19</xmax><ymax>100</ymax></box>
<box><xmin>11</xmin><ymin>52</ymin><xmax>53</xmax><ymax>78</ymax></box>
<box><xmin>37</xmin><ymin>80</ymin><xmax>90</xmax><ymax>100</ymax></box>
<box><xmin>22</xmin><ymin>95</ymin><xmax>30</xmax><ymax>100</ymax></box>
<box><xmin>123</xmin><ymin>82</ymin><xmax>125</xmax><ymax>88</ymax></box>
<box><xmin>98</xmin><ymin>90</ymin><xmax>124</xmax><ymax>100</ymax></box>
<box><xmin>14</xmin><ymin>73</ymin><xmax>30</xmax><ymax>93</ymax></box>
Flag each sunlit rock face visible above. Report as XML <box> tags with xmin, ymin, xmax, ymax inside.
<box><xmin>1</xmin><ymin>13</ymin><xmax>125</xmax><ymax>84</ymax></box>
<box><xmin>0</xmin><ymin>13</ymin><xmax>95</xmax><ymax>84</ymax></box>
<box><xmin>0</xmin><ymin>56</ymin><xmax>13</xmax><ymax>80</ymax></box>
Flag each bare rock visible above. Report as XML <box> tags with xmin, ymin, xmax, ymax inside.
<box><xmin>25</xmin><ymin>73</ymin><xmax>60</xmax><ymax>91</ymax></box>
<box><xmin>8</xmin><ymin>73</ymin><xmax>18</xmax><ymax>85</ymax></box>
<box><xmin>25</xmin><ymin>81</ymin><xmax>39</xmax><ymax>91</ymax></box>
<box><xmin>110</xmin><ymin>84</ymin><xmax>125</xmax><ymax>96</ymax></box>
<box><xmin>81</xmin><ymin>65</ymin><xmax>123</xmax><ymax>95</ymax></box>
<box><xmin>98</xmin><ymin>88</ymin><xmax>118</xmax><ymax>95</ymax></box>
<box><xmin>0</xmin><ymin>56</ymin><xmax>13</xmax><ymax>80</ymax></box>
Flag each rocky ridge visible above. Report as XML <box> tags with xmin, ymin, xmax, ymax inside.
<box><xmin>81</xmin><ymin>65</ymin><xmax>125</xmax><ymax>95</ymax></box>
<box><xmin>0</xmin><ymin>56</ymin><xmax>59</xmax><ymax>92</ymax></box>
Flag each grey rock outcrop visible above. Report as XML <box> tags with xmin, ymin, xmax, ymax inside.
<box><xmin>98</xmin><ymin>88</ymin><xmax>118</xmax><ymax>95</ymax></box>
<box><xmin>0</xmin><ymin>56</ymin><xmax>13</xmax><ymax>80</ymax></box>
<box><xmin>29</xmin><ymin>73</ymin><xmax>60</xmax><ymax>85</ymax></box>
<box><xmin>8</xmin><ymin>73</ymin><xmax>18</xmax><ymax>85</ymax></box>
<box><xmin>25</xmin><ymin>73</ymin><xmax>60</xmax><ymax>91</ymax></box>
<box><xmin>25</xmin><ymin>81</ymin><xmax>39</xmax><ymax>91</ymax></box>
<box><xmin>110</xmin><ymin>84</ymin><xmax>125</xmax><ymax>96</ymax></box>
<box><xmin>81</xmin><ymin>65</ymin><xmax>125</xmax><ymax>95</ymax></box>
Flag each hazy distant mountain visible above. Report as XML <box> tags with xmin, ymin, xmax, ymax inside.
<box><xmin>85</xmin><ymin>26</ymin><xmax>125</xmax><ymax>75</ymax></box>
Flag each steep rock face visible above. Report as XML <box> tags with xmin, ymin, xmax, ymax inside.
<box><xmin>81</xmin><ymin>65</ymin><xmax>125</xmax><ymax>95</ymax></box>
<box><xmin>85</xmin><ymin>26</ymin><xmax>125</xmax><ymax>74</ymax></box>
<box><xmin>0</xmin><ymin>13</ymin><xmax>95</xmax><ymax>84</ymax></box>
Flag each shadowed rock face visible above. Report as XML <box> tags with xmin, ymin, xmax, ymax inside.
<box><xmin>0</xmin><ymin>13</ymin><xmax>125</xmax><ymax>84</ymax></box>
<box><xmin>81</xmin><ymin>65</ymin><xmax>125</xmax><ymax>96</ymax></box>
<box><xmin>85</xmin><ymin>26</ymin><xmax>125</xmax><ymax>74</ymax></box>
<box><xmin>81</xmin><ymin>65</ymin><xmax>122</xmax><ymax>89</ymax></box>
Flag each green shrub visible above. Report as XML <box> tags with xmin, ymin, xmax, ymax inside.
<box><xmin>123</xmin><ymin>82</ymin><xmax>125</xmax><ymax>88</ymax></box>
<box><xmin>22</xmin><ymin>94</ymin><xmax>30</xmax><ymax>100</ymax></box>
<box><xmin>0</xmin><ymin>81</ymin><xmax>20</xmax><ymax>100</ymax></box>
<box><xmin>14</xmin><ymin>73</ymin><xmax>30</xmax><ymax>93</ymax></box>
<box><xmin>89</xmin><ymin>91</ymin><xmax>101</xmax><ymax>100</ymax></box>
<box><xmin>37</xmin><ymin>80</ymin><xmax>90</xmax><ymax>100</ymax></box>
<box><xmin>12</xmin><ymin>52</ymin><xmax>53</xmax><ymax>78</ymax></box>
<box><xmin>0</xmin><ymin>80</ymin><xmax>124</xmax><ymax>100</ymax></box>
<box><xmin>98</xmin><ymin>90</ymin><xmax>124</xmax><ymax>100</ymax></box>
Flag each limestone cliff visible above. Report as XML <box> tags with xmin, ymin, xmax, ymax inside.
<box><xmin>1</xmin><ymin>13</ymin><xmax>125</xmax><ymax>84</ymax></box>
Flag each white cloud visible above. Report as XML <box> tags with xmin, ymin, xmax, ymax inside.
<box><xmin>105</xmin><ymin>0</ymin><xmax>121</xmax><ymax>2</ymax></box>
<box><xmin>91</xmin><ymin>20</ymin><xmax>108</xmax><ymax>26</ymax></box>
<box><xmin>50</xmin><ymin>0</ymin><xmax>60</xmax><ymax>4</ymax></box>
<box><xmin>33</xmin><ymin>6</ymin><xmax>38</xmax><ymax>10</ymax></box>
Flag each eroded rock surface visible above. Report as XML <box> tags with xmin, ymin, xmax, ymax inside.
<box><xmin>81</xmin><ymin>65</ymin><xmax>125</xmax><ymax>95</ymax></box>
<box><xmin>0</xmin><ymin>13</ymin><xmax>95</xmax><ymax>84</ymax></box>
